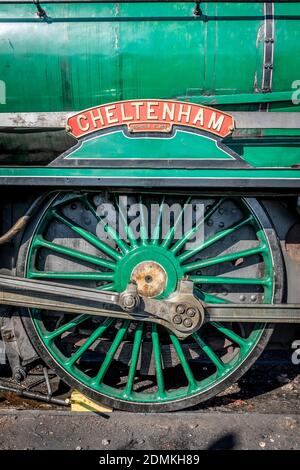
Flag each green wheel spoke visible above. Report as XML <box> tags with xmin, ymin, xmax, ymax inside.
<box><xmin>179</xmin><ymin>215</ymin><xmax>254</xmax><ymax>263</ymax></box>
<box><xmin>44</xmin><ymin>314</ymin><xmax>90</xmax><ymax>343</ymax></box>
<box><xmin>123</xmin><ymin>323</ymin><xmax>144</xmax><ymax>397</ymax></box>
<box><xmin>33</xmin><ymin>236</ymin><xmax>116</xmax><ymax>271</ymax></box>
<box><xmin>161</xmin><ymin>197</ymin><xmax>191</xmax><ymax>249</ymax></box>
<box><xmin>211</xmin><ymin>322</ymin><xmax>251</xmax><ymax>349</ymax></box>
<box><xmin>83</xmin><ymin>196</ymin><xmax>130</xmax><ymax>255</ymax></box>
<box><xmin>51</xmin><ymin>210</ymin><xmax>122</xmax><ymax>261</ymax></box>
<box><xmin>182</xmin><ymin>244</ymin><xmax>266</xmax><ymax>273</ymax></box>
<box><xmin>193</xmin><ymin>332</ymin><xmax>229</xmax><ymax>375</ymax></box>
<box><xmin>171</xmin><ymin>198</ymin><xmax>225</xmax><ymax>255</ymax></box>
<box><xmin>91</xmin><ymin>320</ymin><xmax>130</xmax><ymax>386</ymax></box>
<box><xmin>190</xmin><ymin>275</ymin><xmax>272</xmax><ymax>286</ymax></box>
<box><xmin>115</xmin><ymin>196</ymin><xmax>138</xmax><ymax>248</ymax></box>
<box><xmin>169</xmin><ymin>332</ymin><xmax>197</xmax><ymax>391</ymax></box>
<box><xmin>29</xmin><ymin>271</ymin><xmax>115</xmax><ymax>281</ymax></box>
<box><xmin>151</xmin><ymin>196</ymin><xmax>165</xmax><ymax>245</ymax></box>
<box><xmin>66</xmin><ymin>318</ymin><xmax>114</xmax><ymax>367</ymax></box>
<box><xmin>139</xmin><ymin>195</ymin><xmax>149</xmax><ymax>246</ymax></box>
<box><xmin>151</xmin><ymin>324</ymin><xmax>166</xmax><ymax>398</ymax></box>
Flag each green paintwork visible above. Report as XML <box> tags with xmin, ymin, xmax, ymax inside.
<box><xmin>0</xmin><ymin>2</ymin><xmax>299</xmax><ymax>114</ymax></box>
<box><xmin>0</xmin><ymin>166</ymin><xmax>300</xmax><ymax>181</ymax></box>
<box><xmin>60</xmin><ymin>128</ymin><xmax>300</xmax><ymax>169</ymax></box>
<box><xmin>1</xmin><ymin>2</ymin><xmax>300</xmax><ymax>176</ymax></box>
<box><xmin>24</xmin><ymin>192</ymin><xmax>275</xmax><ymax>404</ymax></box>
<box><xmin>64</xmin><ymin>129</ymin><xmax>235</xmax><ymax>162</ymax></box>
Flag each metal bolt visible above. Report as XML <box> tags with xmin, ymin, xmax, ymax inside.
<box><xmin>239</xmin><ymin>294</ymin><xmax>246</xmax><ymax>301</ymax></box>
<box><xmin>2</xmin><ymin>330</ymin><xmax>13</xmax><ymax>341</ymax></box>
<box><xmin>251</xmin><ymin>295</ymin><xmax>257</xmax><ymax>302</ymax></box>
<box><xmin>186</xmin><ymin>308</ymin><xmax>196</xmax><ymax>317</ymax></box>
<box><xmin>122</xmin><ymin>295</ymin><xmax>137</xmax><ymax>310</ymax></box>
<box><xmin>183</xmin><ymin>318</ymin><xmax>193</xmax><ymax>328</ymax></box>
<box><xmin>13</xmin><ymin>366</ymin><xmax>26</xmax><ymax>383</ymax></box>
<box><xmin>173</xmin><ymin>315</ymin><xmax>182</xmax><ymax>325</ymax></box>
<box><xmin>176</xmin><ymin>304</ymin><xmax>185</xmax><ymax>314</ymax></box>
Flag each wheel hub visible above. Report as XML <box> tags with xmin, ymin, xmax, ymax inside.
<box><xmin>113</xmin><ymin>245</ymin><xmax>184</xmax><ymax>299</ymax></box>
<box><xmin>131</xmin><ymin>261</ymin><xmax>167</xmax><ymax>297</ymax></box>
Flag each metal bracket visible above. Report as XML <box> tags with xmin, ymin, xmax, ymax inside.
<box><xmin>260</xmin><ymin>2</ymin><xmax>275</xmax><ymax>109</ymax></box>
<box><xmin>32</xmin><ymin>0</ymin><xmax>47</xmax><ymax>18</ymax></box>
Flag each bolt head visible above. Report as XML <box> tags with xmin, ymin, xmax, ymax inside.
<box><xmin>122</xmin><ymin>294</ymin><xmax>137</xmax><ymax>310</ymax></box>
<box><xmin>186</xmin><ymin>308</ymin><xmax>196</xmax><ymax>318</ymax></box>
<box><xmin>183</xmin><ymin>318</ymin><xmax>193</xmax><ymax>328</ymax></box>
<box><xmin>173</xmin><ymin>315</ymin><xmax>182</xmax><ymax>325</ymax></box>
<box><xmin>176</xmin><ymin>304</ymin><xmax>185</xmax><ymax>315</ymax></box>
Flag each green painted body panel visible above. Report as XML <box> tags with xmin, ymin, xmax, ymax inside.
<box><xmin>0</xmin><ymin>2</ymin><xmax>299</xmax><ymax>113</ymax></box>
<box><xmin>0</xmin><ymin>2</ymin><xmax>300</xmax><ymax>181</ymax></box>
<box><xmin>0</xmin><ymin>166</ymin><xmax>300</xmax><ymax>182</ymax></box>
<box><xmin>64</xmin><ymin>130</ymin><xmax>235</xmax><ymax>161</ymax></box>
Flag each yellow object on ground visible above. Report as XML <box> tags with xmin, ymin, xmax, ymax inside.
<box><xmin>70</xmin><ymin>390</ymin><xmax>113</xmax><ymax>413</ymax></box>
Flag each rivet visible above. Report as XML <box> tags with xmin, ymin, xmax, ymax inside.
<box><xmin>239</xmin><ymin>294</ymin><xmax>246</xmax><ymax>301</ymax></box>
<box><xmin>251</xmin><ymin>295</ymin><xmax>257</xmax><ymax>302</ymax></box>
<box><xmin>219</xmin><ymin>222</ymin><xmax>225</xmax><ymax>228</ymax></box>
<box><xmin>218</xmin><ymin>208</ymin><xmax>224</xmax><ymax>215</ymax></box>
<box><xmin>71</xmin><ymin>203</ymin><xmax>77</xmax><ymax>210</ymax></box>
<box><xmin>207</xmin><ymin>219</ymin><xmax>213</xmax><ymax>226</ymax></box>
